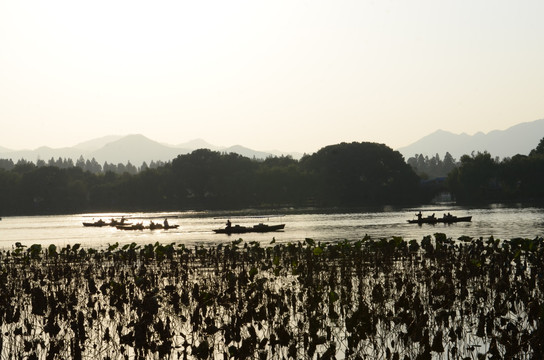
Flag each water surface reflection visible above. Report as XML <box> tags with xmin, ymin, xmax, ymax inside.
<box><xmin>0</xmin><ymin>205</ymin><xmax>542</xmax><ymax>249</ymax></box>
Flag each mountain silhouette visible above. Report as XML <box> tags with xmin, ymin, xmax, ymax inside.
<box><xmin>88</xmin><ymin>134</ymin><xmax>188</xmax><ymax>164</ymax></box>
<box><xmin>176</xmin><ymin>138</ymin><xmax>220</xmax><ymax>151</ymax></box>
<box><xmin>221</xmin><ymin>145</ymin><xmax>276</xmax><ymax>159</ymax></box>
<box><xmin>1</xmin><ymin>146</ymin><xmax>84</xmax><ymax>163</ymax></box>
<box><xmin>0</xmin><ymin>135</ymin><xmax>299</xmax><ymax>165</ymax></box>
<box><xmin>73</xmin><ymin>135</ymin><xmax>124</xmax><ymax>151</ymax></box>
<box><xmin>2</xmin><ymin>118</ymin><xmax>541</xmax><ymax>165</ymax></box>
<box><xmin>397</xmin><ymin>118</ymin><xmax>544</xmax><ymax>160</ymax></box>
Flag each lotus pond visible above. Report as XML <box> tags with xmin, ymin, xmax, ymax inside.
<box><xmin>1</xmin><ymin>234</ymin><xmax>543</xmax><ymax>359</ymax></box>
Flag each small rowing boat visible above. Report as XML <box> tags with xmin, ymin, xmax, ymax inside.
<box><xmin>408</xmin><ymin>212</ymin><xmax>472</xmax><ymax>225</ymax></box>
<box><xmin>213</xmin><ymin>223</ymin><xmax>285</xmax><ymax>234</ymax></box>
<box><xmin>116</xmin><ymin>222</ymin><xmax>180</xmax><ymax>230</ymax></box>
<box><xmin>149</xmin><ymin>223</ymin><xmax>179</xmax><ymax>230</ymax></box>
<box><xmin>83</xmin><ymin>218</ymin><xmax>130</xmax><ymax>227</ymax></box>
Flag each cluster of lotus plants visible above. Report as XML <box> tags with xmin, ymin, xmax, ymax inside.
<box><xmin>0</xmin><ymin>234</ymin><xmax>542</xmax><ymax>359</ymax></box>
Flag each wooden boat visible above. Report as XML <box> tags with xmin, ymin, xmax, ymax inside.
<box><xmin>439</xmin><ymin>215</ymin><xmax>472</xmax><ymax>224</ymax></box>
<box><xmin>116</xmin><ymin>222</ymin><xmax>179</xmax><ymax>231</ymax></box>
<box><xmin>213</xmin><ymin>223</ymin><xmax>285</xmax><ymax>234</ymax></box>
<box><xmin>83</xmin><ymin>219</ymin><xmax>108</xmax><ymax>227</ymax></box>
<box><xmin>149</xmin><ymin>223</ymin><xmax>179</xmax><ymax>230</ymax></box>
<box><xmin>109</xmin><ymin>219</ymin><xmax>130</xmax><ymax>227</ymax></box>
<box><xmin>408</xmin><ymin>214</ymin><xmax>472</xmax><ymax>224</ymax></box>
<box><xmin>252</xmin><ymin>223</ymin><xmax>285</xmax><ymax>232</ymax></box>
<box><xmin>83</xmin><ymin>218</ymin><xmax>130</xmax><ymax>227</ymax></box>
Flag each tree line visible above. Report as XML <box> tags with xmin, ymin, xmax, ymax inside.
<box><xmin>0</xmin><ymin>142</ymin><xmax>420</xmax><ymax>215</ymax></box>
<box><xmin>406</xmin><ymin>152</ymin><xmax>458</xmax><ymax>179</ymax></box>
<box><xmin>1</xmin><ymin>139</ymin><xmax>543</xmax><ymax>216</ymax></box>
<box><xmin>448</xmin><ymin>137</ymin><xmax>544</xmax><ymax>203</ymax></box>
<box><xmin>405</xmin><ymin>138</ymin><xmax>544</xmax><ymax>204</ymax></box>
<box><xmin>0</xmin><ymin>157</ymin><xmax>167</xmax><ymax>174</ymax></box>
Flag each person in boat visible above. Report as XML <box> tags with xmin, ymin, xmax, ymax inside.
<box><xmin>226</xmin><ymin>219</ymin><xmax>232</xmax><ymax>229</ymax></box>
<box><xmin>163</xmin><ymin>218</ymin><xmax>169</xmax><ymax>227</ymax></box>
<box><xmin>416</xmin><ymin>211</ymin><xmax>422</xmax><ymax>221</ymax></box>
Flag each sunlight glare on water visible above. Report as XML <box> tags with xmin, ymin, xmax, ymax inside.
<box><xmin>0</xmin><ymin>205</ymin><xmax>543</xmax><ymax>249</ymax></box>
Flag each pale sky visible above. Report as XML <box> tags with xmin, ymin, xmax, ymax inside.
<box><xmin>1</xmin><ymin>0</ymin><xmax>543</xmax><ymax>153</ymax></box>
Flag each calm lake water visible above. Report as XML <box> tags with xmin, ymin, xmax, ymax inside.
<box><xmin>1</xmin><ymin>204</ymin><xmax>543</xmax><ymax>250</ymax></box>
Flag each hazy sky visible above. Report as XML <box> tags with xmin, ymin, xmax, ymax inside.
<box><xmin>1</xmin><ymin>0</ymin><xmax>543</xmax><ymax>153</ymax></box>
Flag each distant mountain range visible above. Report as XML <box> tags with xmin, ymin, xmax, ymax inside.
<box><xmin>397</xmin><ymin>118</ymin><xmax>544</xmax><ymax>161</ymax></box>
<box><xmin>1</xmin><ymin>118</ymin><xmax>542</xmax><ymax>165</ymax></box>
<box><xmin>0</xmin><ymin>134</ymin><xmax>304</xmax><ymax>165</ymax></box>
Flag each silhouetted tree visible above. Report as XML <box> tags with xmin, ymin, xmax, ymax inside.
<box><xmin>255</xmin><ymin>156</ymin><xmax>310</xmax><ymax>207</ymax></box>
<box><xmin>0</xmin><ymin>159</ymin><xmax>15</xmax><ymax>171</ymax></box>
<box><xmin>170</xmin><ymin>149</ymin><xmax>257</xmax><ymax>209</ymax></box>
<box><xmin>530</xmin><ymin>137</ymin><xmax>544</xmax><ymax>156</ymax></box>
<box><xmin>301</xmin><ymin>142</ymin><xmax>420</xmax><ymax>206</ymax></box>
<box><xmin>448</xmin><ymin>152</ymin><xmax>499</xmax><ymax>203</ymax></box>
<box><xmin>76</xmin><ymin>155</ymin><xmax>86</xmax><ymax>169</ymax></box>
<box><xmin>407</xmin><ymin>152</ymin><xmax>457</xmax><ymax>178</ymax></box>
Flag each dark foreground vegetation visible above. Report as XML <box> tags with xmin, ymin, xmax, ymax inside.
<box><xmin>1</xmin><ymin>234</ymin><xmax>543</xmax><ymax>359</ymax></box>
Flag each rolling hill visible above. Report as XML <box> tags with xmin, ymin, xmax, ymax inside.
<box><xmin>397</xmin><ymin>118</ymin><xmax>544</xmax><ymax>160</ymax></box>
<box><xmin>2</xmin><ymin>118</ymin><xmax>541</xmax><ymax>165</ymax></box>
<box><xmin>0</xmin><ymin>135</ymin><xmax>300</xmax><ymax>165</ymax></box>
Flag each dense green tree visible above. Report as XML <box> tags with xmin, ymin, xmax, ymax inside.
<box><xmin>13</xmin><ymin>160</ymin><xmax>36</xmax><ymax>174</ymax></box>
<box><xmin>301</xmin><ymin>142</ymin><xmax>420</xmax><ymax>206</ymax></box>
<box><xmin>448</xmin><ymin>152</ymin><xmax>499</xmax><ymax>203</ymax></box>
<box><xmin>170</xmin><ymin>149</ymin><xmax>258</xmax><ymax>209</ymax></box>
<box><xmin>0</xmin><ymin>169</ymin><xmax>20</xmax><ymax>213</ymax></box>
<box><xmin>446</xmin><ymin>138</ymin><xmax>544</xmax><ymax>204</ymax></box>
<box><xmin>86</xmin><ymin>158</ymin><xmax>102</xmax><ymax>173</ymax></box>
<box><xmin>500</xmin><ymin>142</ymin><xmax>544</xmax><ymax>201</ymax></box>
<box><xmin>407</xmin><ymin>152</ymin><xmax>457</xmax><ymax>178</ymax></box>
<box><xmin>443</xmin><ymin>152</ymin><xmax>456</xmax><ymax>174</ymax></box>
<box><xmin>5</xmin><ymin>139</ymin><xmax>544</xmax><ymax>215</ymax></box>
<box><xmin>0</xmin><ymin>159</ymin><xmax>15</xmax><ymax>170</ymax></box>
<box><xmin>14</xmin><ymin>166</ymin><xmax>90</xmax><ymax>213</ymax></box>
<box><xmin>499</xmin><ymin>154</ymin><xmax>530</xmax><ymax>200</ymax></box>
<box><xmin>76</xmin><ymin>155</ymin><xmax>86</xmax><ymax>169</ymax></box>
<box><xmin>530</xmin><ymin>137</ymin><xmax>544</xmax><ymax>156</ymax></box>
<box><xmin>255</xmin><ymin>156</ymin><xmax>310</xmax><ymax>207</ymax></box>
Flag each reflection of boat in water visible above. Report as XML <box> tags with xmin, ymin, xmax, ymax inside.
<box><xmin>213</xmin><ymin>223</ymin><xmax>285</xmax><ymax>234</ymax></box>
<box><xmin>408</xmin><ymin>213</ymin><xmax>472</xmax><ymax>224</ymax></box>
